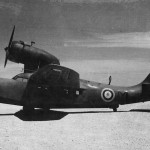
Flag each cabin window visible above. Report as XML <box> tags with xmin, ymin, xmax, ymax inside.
<box><xmin>52</xmin><ymin>68</ymin><xmax>62</xmax><ymax>73</ymax></box>
<box><xmin>64</xmin><ymin>89</ymin><xmax>69</xmax><ymax>95</ymax></box>
<box><xmin>76</xmin><ymin>91</ymin><xmax>79</xmax><ymax>95</ymax></box>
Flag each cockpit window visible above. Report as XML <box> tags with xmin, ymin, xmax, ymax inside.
<box><xmin>12</xmin><ymin>73</ymin><xmax>31</xmax><ymax>82</ymax></box>
<box><xmin>12</xmin><ymin>75</ymin><xmax>29</xmax><ymax>82</ymax></box>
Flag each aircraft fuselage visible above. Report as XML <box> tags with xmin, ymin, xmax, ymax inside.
<box><xmin>0</xmin><ymin>77</ymin><xmax>145</xmax><ymax>111</ymax></box>
<box><xmin>0</xmin><ymin>78</ymin><xmax>27</xmax><ymax>106</ymax></box>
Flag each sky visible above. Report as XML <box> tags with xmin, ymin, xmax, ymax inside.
<box><xmin>0</xmin><ymin>0</ymin><xmax>150</xmax><ymax>85</ymax></box>
<box><xmin>1</xmin><ymin>0</ymin><xmax>150</xmax><ymax>42</ymax></box>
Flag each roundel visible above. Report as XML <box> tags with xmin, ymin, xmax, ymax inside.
<box><xmin>101</xmin><ymin>88</ymin><xmax>115</xmax><ymax>102</ymax></box>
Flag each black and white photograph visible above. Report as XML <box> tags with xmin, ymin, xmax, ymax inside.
<box><xmin>0</xmin><ymin>0</ymin><xmax>150</xmax><ymax>149</ymax></box>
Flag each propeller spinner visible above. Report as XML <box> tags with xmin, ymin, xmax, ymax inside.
<box><xmin>4</xmin><ymin>25</ymin><xmax>15</xmax><ymax>67</ymax></box>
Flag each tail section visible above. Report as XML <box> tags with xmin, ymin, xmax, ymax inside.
<box><xmin>142</xmin><ymin>74</ymin><xmax>150</xmax><ymax>100</ymax></box>
<box><xmin>142</xmin><ymin>73</ymin><xmax>150</xmax><ymax>84</ymax></box>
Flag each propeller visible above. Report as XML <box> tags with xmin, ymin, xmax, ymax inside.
<box><xmin>4</xmin><ymin>25</ymin><xmax>15</xmax><ymax>68</ymax></box>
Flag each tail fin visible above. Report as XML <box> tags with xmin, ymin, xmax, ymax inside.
<box><xmin>142</xmin><ymin>73</ymin><xmax>150</xmax><ymax>84</ymax></box>
<box><xmin>142</xmin><ymin>74</ymin><xmax>150</xmax><ymax>99</ymax></box>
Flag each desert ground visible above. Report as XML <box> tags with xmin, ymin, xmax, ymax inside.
<box><xmin>0</xmin><ymin>59</ymin><xmax>150</xmax><ymax>150</ymax></box>
<box><xmin>0</xmin><ymin>101</ymin><xmax>150</xmax><ymax>150</ymax></box>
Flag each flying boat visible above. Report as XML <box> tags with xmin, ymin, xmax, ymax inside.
<box><xmin>1</xmin><ymin>26</ymin><xmax>150</xmax><ymax>112</ymax></box>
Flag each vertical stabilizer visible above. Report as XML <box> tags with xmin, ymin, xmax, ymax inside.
<box><xmin>142</xmin><ymin>74</ymin><xmax>150</xmax><ymax>84</ymax></box>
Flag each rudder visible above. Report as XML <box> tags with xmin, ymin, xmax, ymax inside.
<box><xmin>142</xmin><ymin>74</ymin><xmax>150</xmax><ymax>100</ymax></box>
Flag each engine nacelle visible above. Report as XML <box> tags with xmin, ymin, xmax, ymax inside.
<box><xmin>4</xmin><ymin>26</ymin><xmax>60</xmax><ymax>71</ymax></box>
<box><xmin>7</xmin><ymin>41</ymin><xmax>60</xmax><ymax>72</ymax></box>
<box><xmin>10</xmin><ymin>41</ymin><xmax>59</xmax><ymax>65</ymax></box>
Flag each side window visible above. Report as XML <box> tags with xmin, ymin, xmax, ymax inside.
<box><xmin>76</xmin><ymin>91</ymin><xmax>80</xmax><ymax>95</ymax></box>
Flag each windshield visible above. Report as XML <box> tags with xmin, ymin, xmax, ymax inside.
<box><xmin>12</xmin><ymin>73</ymin><xmax>32</xmax><ymax>82</ymax></box>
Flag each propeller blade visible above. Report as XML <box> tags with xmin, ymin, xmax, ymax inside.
<box><xmin>8</xmin><ymin>25</ymin><xmax>15</xmax><ymax>49</ymax></box>
<box><xmin>4</xmin><ymin>50</ymin><xmax>9</xmax><ymax>68</ymax></box>
<box><xmin>4</xmin><ymin>25</ymin><xmax>15</xmax><ymax>68</ymax></box>
<box><xmin>4</xmin><ymin>56</ymin><xmax>7</xmax><ymax>68</ymax></box>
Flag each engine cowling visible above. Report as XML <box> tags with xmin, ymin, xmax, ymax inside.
<box><xmin>4</xmin><ymin>26</ymin><xmax>60</xmax><ymax>72</ymax></box>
